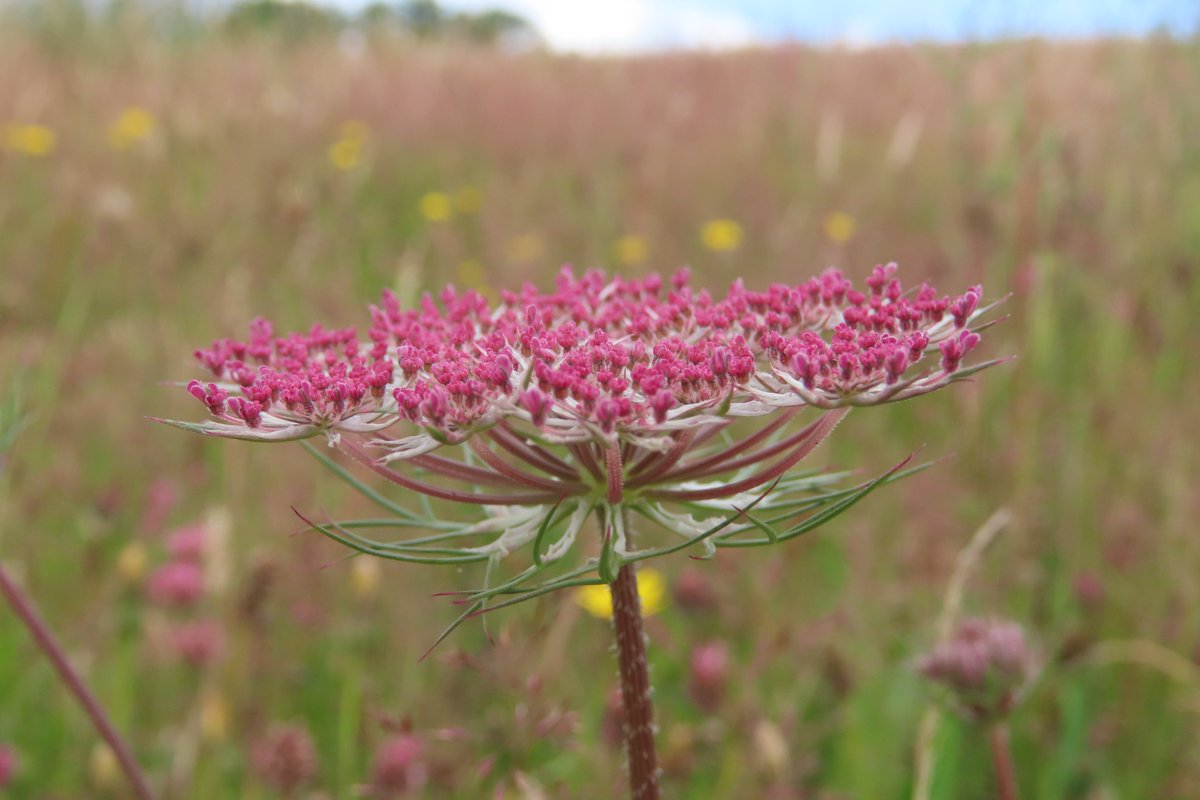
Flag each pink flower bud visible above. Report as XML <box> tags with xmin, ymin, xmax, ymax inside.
<box><xmin>885</xmin><ymin>347</ymin><xmax>909</xmax><ymax>384</ymax></box>
<box><xmin>227</xmin><ymin>397</ymin><xmax>262</xmax><ymax>428</ymax></box>
<box><xmin>651</xmin><ymin>390</ymin><xmax>674</xmax><ymax>424</ymax></box>
<box><xmin>939</xmin><ymin>330</ymin><xmax>980</xmax><ymax>373</ymax></box>
<box><xmin>520</xmin><ymin>389</ymin><xmax>551</xmax><ymax>427</ymax></box>
<box><xmin>419</xmin><ymin>388</ymin><xmax>449</xmax><ymax>425</ymax></box>
<box><xmin>187</xmin><ymin>380</ymin><xmax>227</xmax><ymax>416</ymax></box>
<box><xmin>596</xmin><ymin>397</ymin><xmax>621</xmax><ymax>432</ymax></box>
<box><xmin>790</xmin><ymin>351</ymin><xmax>817</xmax><ymax>388</ymax></box>
<box><xmin>951</xmin><ymin>286</ymin><xmax>982</xmax><ymax>328</ymax></box>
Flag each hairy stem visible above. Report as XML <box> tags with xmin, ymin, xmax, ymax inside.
<box><xmin>989</xmin><ymin>722</ymin><xmax>1019</xmax><ymax>800</ymax></box>
<box><xmin>610</xmin><ymin>559</ymin><xmax>660</xmax><ymax>800</ymax></box>
<box><xmin>0</xmin><ymin>562</ymin><xmax>157</xmax><ymax>800</ymax></box>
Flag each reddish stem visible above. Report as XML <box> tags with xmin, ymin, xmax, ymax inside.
<box><xmin>468</xmin><ymin>437</ymin><xmax>584</xmax><ymax>493</ymax></box>
<box><xmin>610</xmin><ymin>560</ymin><xmax>660</xmax><ymax>800</ymax></box>
<box><xmin>654</xmin><ymin>407</ymin><xmax>797</xmax><ymax>483</ymax></box>
<box><xmin>989</xmin><ymin>723</ymin><xmax>1020</xmax><ymax>800</ymax></box>
<box><xmin>341</xmin><ymin>439</ymin><xmax>562</xmax><ymax>505</ymax></box>
<box><xmin>0</xmin><ymin>562</ymin><xmax>157</xmax><ymax>800</ymax></box>
<box><xmin>625</xmin><ymin>429</ymin><xmax>696</xmax><ymax>486</ymax></box>
<box><xmin>487</xmin><ymin>426</ymin><xmax>579</xmax><ymax>481</ymax></box>
<box><xmin>646</xmin><ymin>408</ymin><xmax>847</xmax><ymax>501</ymax></box>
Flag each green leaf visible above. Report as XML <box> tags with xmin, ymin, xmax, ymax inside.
<box><xmin>420</xmin><ymin>600</ymin><xmax>484</xmax><ymax>662</ymax></box>
<box><xmin>717</xmin><ymin>456</ymin><xmax>913</xmax><ymax>547</ymax></box>
<box><xmin>293</xmin><ymin>508</ymin><xmax>485</xmax><ymax>564</ymax></box>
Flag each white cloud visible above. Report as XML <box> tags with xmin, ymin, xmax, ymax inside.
<box><xmin>450</xmin><ymin>0</ymin><xmax>762</xmax><ymax>53</ymax></box>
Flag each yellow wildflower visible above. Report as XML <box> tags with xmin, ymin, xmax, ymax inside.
<box><xmin>108</xmin><ymin>106</ymin><xmax>155</xmax><ymax>150</ymax></box>
<box><xmin>576</xmin><ymin>568</ymin><xmax>666</xmax><ymax>619</ymax></box>
<box><xmin>454</xmin><ymin>185</ymin><xmax>483</xmax><ymax>215</ymax></box>
<box><xmin>89</xmin><ymin>744</ymin><xmax>120</xmax><ymax>789</ymax></box>
<box><xmin>329</xmin><ymin>120</ymin><xmax>369</xmax><ymax>171</ymax></box>
<box><xmin>329</xmin><ymin>138</ymin><xmax>362</xmax><ymax>171</ymax></box>
<box><xmin>200</xmin><ymin>688</ymin><xmax>230</xmax><ymax>742</ymax></box>
<box><xmin>419</xmin><ymin>191</ymin><xmax>453</xmax><ymax>223</ymax></box>
<box><xmin>350</xmin><ymin>556</ymin><xmax>380</xmax><ymax>600</ymax></box>
<box><xmin>700</xmin><ymin>218</ymin><xmax>743</xmax><ymax>253</ymax></box>
<box><xmin>823</xmin><ymin>211</ymin><xmax>856</xmax><ymax>244</ymax></box>
<box><xmin>505</xmin><ymin>233</ymin><xmax>545</xmax><ymax>264</ymax></box>
<box><xmin>614</xmin><ymin>234</ymin><xmax>649</xmax><ymax>267</ymax></box>
<box><xmin>116</xmin><ymin>541</ymin><xmax>148</xmax><ymax>584</ymax></box>
<box><xmin>3</xmin><ymin>123</ymin><xmax>56</xmax><ymax>156</ymax></box>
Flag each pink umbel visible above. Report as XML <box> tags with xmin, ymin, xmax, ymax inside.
<box><xmin>176</xmin><ymin>265</ymin><xmax>997</xmax><ymax>453</ymax></box>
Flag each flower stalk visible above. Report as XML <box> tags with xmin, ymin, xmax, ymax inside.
<box><xmin>989</xmin><ymin>723</ymin><xmax>1019</xmax><ymax>800</ymax></box>
<box><xmin>610</xmin><ymin>560</ymin><xmax>660</xmax><ymax>800</ymax></box>
<box><xmin>0</xmin><ymin>562</ymin><xmax>157</xmax><ymax>800</ymax></box>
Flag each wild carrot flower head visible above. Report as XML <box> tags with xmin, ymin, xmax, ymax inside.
<box><xmin>163</xmin><ymin>265</ymin><xmax>1004</xmax><ymax>625</ymax></box>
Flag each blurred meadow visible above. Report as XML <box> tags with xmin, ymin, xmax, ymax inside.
<box><xmin>2</xmin><ymin>2</ymin><xmax>1200</xmax><ymax>797</ymax></box>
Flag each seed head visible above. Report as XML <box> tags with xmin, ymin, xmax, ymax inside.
<box><xmin>251</xmin><ymin>724</ymin><xmax>318</xmax><ymax>793</ymax></box>
<box><xmin>917</xmin><ymin>617</ymin><xmax>1036</xmax><ymax>721</ymax></box>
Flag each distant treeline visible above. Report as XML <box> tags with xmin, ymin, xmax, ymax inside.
<box><xmin>227</xmin><ymin>0</ymin><xmax>537</xmax><ymax>44</ymax></box>
<box><xmin>1</xmin><ymin>0</ymin><xmax>541</xmax><ymax>48</ymax></box>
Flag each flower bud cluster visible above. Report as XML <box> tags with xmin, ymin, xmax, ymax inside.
<box><xmin>178</xmin><ymin>265</ymin><xmax>998</xmax><ymax>449</ymax></box>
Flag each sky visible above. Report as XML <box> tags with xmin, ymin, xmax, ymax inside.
<box><xmin>441</xmin><ymin>0</ymin><xmax>1198</xmax><ymax>53</ymax></box>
